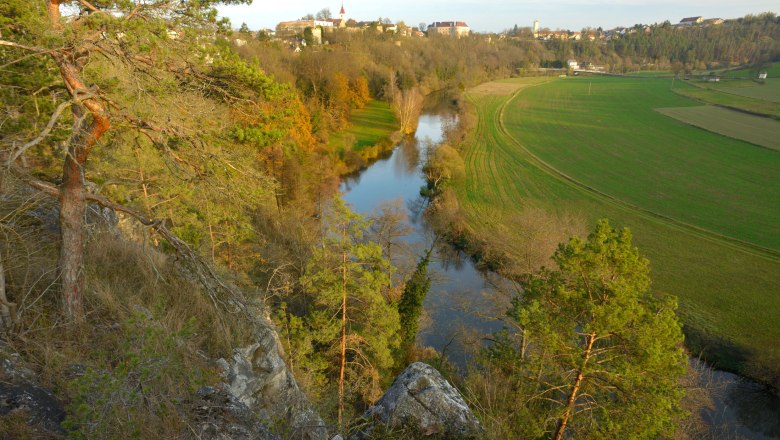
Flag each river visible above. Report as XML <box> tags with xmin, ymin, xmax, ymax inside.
<box><xmin>340</xmin><ymin>99</ymin><xmax>779</xmax><ymax>439</ymax></box>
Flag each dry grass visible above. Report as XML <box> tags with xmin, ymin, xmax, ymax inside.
<box><xmin>0</xmin><ymin>172</ymin><xmax>257</xmax><ymax>438</ymax></box>
<box><xmin>468</xmin><ymin>80</ymin><xmax>541</xmax><ymax>96</ymax></box>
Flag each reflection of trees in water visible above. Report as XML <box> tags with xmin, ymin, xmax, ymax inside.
<box><xmin>726</xmin><ymin>379</ymin><xmax>780</xmax><ymax>438</ymax></box>
<box><xmin>394</xmin><ymin>135</ymin><xmax>421</xmax><ymax>176</ymax></box>
<box><xmin>435</xmin><ymin>242</ymin><xmax>468</xmax><ymax>272</ymax></box>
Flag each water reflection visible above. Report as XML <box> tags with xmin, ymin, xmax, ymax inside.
<box><xmin>340</xmin><ymin>102</ymin><xmax>504</xmax><ymax>367</ymax></box>
<box><xmin>708</xmin><ymin>368</ymin><xmax>780</xmax><ymax>439</ymax></box>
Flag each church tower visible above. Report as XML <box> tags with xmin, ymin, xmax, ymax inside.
<box><xmin>533</xmin><ymin>19</ymin><xmax>539</xmax><ymax>38</ymax></box>
<box><xmin>339</xmin><ymin>3</ymin><xmax>346</xmax><ymax>28</ymax></box>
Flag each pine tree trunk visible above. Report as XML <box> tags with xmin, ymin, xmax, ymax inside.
<box><xmin>59</xmin><ymin>150</ymin><xmax>87</xmax><ymax>321</ymax></box>
<box><xmin>338</xmin><ymin>225</ymin><xmax>348</xmax><ymax>430</ymax></box>
<box><xmin>49</xmin><ymin>0</ymin><xmax>110</xmax><ymax>323</ymax></box>
<box><xmin>554</xmin><ymin>332</ymin><xmax>596</xmax><ymax>440</ymax></box>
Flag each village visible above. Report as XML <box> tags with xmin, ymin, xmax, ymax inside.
<box><xmin>234</xmin><ymin>4</ymin><xmax>731</xmax><ymax>52</ymax></box>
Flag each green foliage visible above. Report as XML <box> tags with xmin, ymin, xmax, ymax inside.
<box><xmin>479</xmin><ymin>220</ymin><xmax>687</xmax><ymax>438</ymax></box>
<box><xmin>397</xmin><ymin>250</ymin><xmax>432</xmax><ymax>354</ymax></box>
<box><xmin>298</xmin><ymin>197</ymin><xmax>400</xmax><ymax>409</ymax></box>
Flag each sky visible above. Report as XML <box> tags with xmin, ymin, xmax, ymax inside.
<box><xmin>217</xmin><ymin>0</ymin><xmax>777</xmax><ymax>33</ymax></box>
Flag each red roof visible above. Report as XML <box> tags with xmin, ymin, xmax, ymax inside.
<box><xmin>340</xmin><ymin>3</ymin><xmax>345</xmax><ymax>14</ymax></box>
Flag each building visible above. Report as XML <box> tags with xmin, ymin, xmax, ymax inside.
<box><xmin>567</xmin><ymin>59</ymin><xmax>579</xmax><ymax>70</ymax></box>
<box><xmin>428</xmin><ymin>21</ymin><xmax>470</xmax><ymax>37</ymax></box>
<box><xmin>276</xmin><ymin>19</ymin><xmax>333</xmax><ymax>37</ymax></box>
<box><xmin>702</xmin><ymin>18</ymin><xmax>724</xmax><ymax>25</ymax></box>
<box><xmin>533</xmin><ymin>19</ymin><xmax>539</xmax><ymax>39</ymax></box>
<box><xmin>678</xmin><ymin>16</ymin><xmax>703</xmax><ymax>26</ymax></box>
<box><xmin>536</xmin><ymin>31</ymin><xmax>569</xmax><ymax>40</ymax></box>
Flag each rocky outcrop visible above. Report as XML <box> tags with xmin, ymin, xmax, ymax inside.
<box><xmin>360</xmin><ymin>362</ymin><xmax>482</xmax><ymax>438</ymax></box>
<box><xmin>189</xmin><ymin>386</ymin><xmax>280</xmax><ymax>440</ymax></box>
<box><xmin>217</xmin><ymin>309</ymin><xmax>328</xmax><ymax>440</ymax></box>
<box><xmin>0</xmin><ymin>349</ymin><xmax>65</xmax><ymax>438</ymax></box>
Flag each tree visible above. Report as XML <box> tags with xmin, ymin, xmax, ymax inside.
<box><xmin>256</xmin><ymin>30</ymin><xmax>270</xmax><ymax>41</ymax></box>
<box><xmin>0</xmin><ymin>0</ymin><xmax>261</xmax><ymax>321</ymax></box>
<box><xmin>239</xmin><ymin>22</ymin><xmax>251</xmax><ymax>34</ymax></box>
<box><xmin>390</xmin><ymin>87</ymin><xmax>424</xmax><ymax>135</ymax></box>
<box><xmin>316</xmin><ymin>8</ymin><xmax>332</xmax><ymax>20</ymax></box>
<box><xmin>303</xmin><ymin>27</ymin><xmax>315</xmax><ymax>47</ymax></box>
<box><xmin>397</xmin><ymin>249</ymin><xmax>432</xmax><ymax>355</ymax></box>
<box><xmin>423</xmin><ymin>144</ymin><xmax>465</xmax><ymax>190</ymax></box>
<box><xmin>499</xmin><ymin>219</ymin><xmax>687</xmax><ymax>438</ymax></box>
<box><xmin>301</xmin><ymin>197</ymin><xmax>399</xmax><ymax>429</ymax></box>
<box><xmin>368</xmin><ymin>200</ymin><xmax>413</xmax><ymax>264</ymax></box>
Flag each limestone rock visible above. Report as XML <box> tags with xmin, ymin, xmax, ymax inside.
<box><xmin>361</xmin><ymin>362</ymin><xmax>481</xmax><ymax>438</ymax></box>
<box><xmin>217</xmin><ymin>310</ymin><xmax>328</xmax><ymax>440</ymax></box>
<box><xmin>188</xmin><ymin>386</ymin><xmax>280</xmax><ymax>440</ymax></box>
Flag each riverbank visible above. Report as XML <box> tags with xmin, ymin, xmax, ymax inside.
<box><xmin>328</xmin><ymin>100</ymin><xmax>402</xmax><ymax>174</ymax></box>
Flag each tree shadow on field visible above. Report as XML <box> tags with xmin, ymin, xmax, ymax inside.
<box><xmin>683</xmin><ymin>324</ymin><xmax>751</xmax><ymax>375</ymax></box>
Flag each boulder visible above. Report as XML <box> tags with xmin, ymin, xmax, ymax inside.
<box><xmin>361</xmin><ymin>362</ymin><xmax>481</xmax><ymax>438</ymax></box>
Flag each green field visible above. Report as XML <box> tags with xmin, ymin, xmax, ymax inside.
<box><xmin>505</xmin><ymin>77</ymin><xmax>780</xmax><ymax>250</ymax></box>
<box><xmin>675</xmin><ymin>85</ymin><xmax>780</xmax><ymax>119</ymax></box>
<box><xmin>457</xmin><ymin>77</ymin><xmax>780</xmax><ymax>380</ymax></box>
<box><xmin>715</xmin><ymin>61</ymin><xmax>780</xmax><ymax>78</ymax></box>
<box><xmin>328</xmin><ymin>100</ymin><xmax>398</xmax><ymax>151</ymax></box>
<box><xmin>708</xmin><ymin>79</ymin><xmax>780</xmax><ymax>103</ymax></box>
<box><xmin>656</xmin><ymin>105</ymin><xmax>780</xmax><ymax>151</ymax></box>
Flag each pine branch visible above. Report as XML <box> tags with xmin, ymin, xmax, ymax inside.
<box><xmin>7</xmin><ymin>100</ymin><xmax>73</xmax><ymax>165</ymax></box>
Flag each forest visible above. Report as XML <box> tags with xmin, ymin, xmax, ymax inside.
<box><xmin>0</xmin><ymin>1</ymin><xmax>778</xmax><ymax>438</ymax></box>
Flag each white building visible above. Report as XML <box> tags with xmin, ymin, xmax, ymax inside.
<box><xmin>428</xmin><ymin>21</ymin><xmax>470</xmax><ymax>37</ymax></box>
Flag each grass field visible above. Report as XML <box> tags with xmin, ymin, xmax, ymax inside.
<box><xmin>656</xmin><ymin>105</ymin><xmax>780</xmax><ymax>151</ymax></box>
<box><xmin>504</xmin><ymin>77</ymin><xmax>780</xmax><ymax>251</ymax></box>
<box><xmin>715</xmin><ymin>62</ymin><xmax>780</xmax><ymax>78</ymax></box>
<box><xmin>457</xmin><ymin>77</ymin><xmax>780</xmax><ymax>381</ymax></box>
<box><xmin>328</xmin><ymin>100</ymin><xmax>398</xmax><ymax>151</ymax></box>
<box><xmin>675</xmin><ymin>85</ymin><xmax>780</xmax><ymax>119</ymax></box>
<box><xmin>717</xmin><ymin>82</ymin><xmax>780</xmax><ymax>103</ymax></box>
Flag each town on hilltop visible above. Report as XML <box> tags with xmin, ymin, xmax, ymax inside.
<box><xmin>235</xmin><ymin>4</ymin><xmax>734</xmax><ymax>49</ymax></box>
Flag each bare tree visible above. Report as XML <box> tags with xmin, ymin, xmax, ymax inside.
<box><xmin>392</xmin><ymin>87</ymin><xmax>424</xmax><ymax>135</ymax></box>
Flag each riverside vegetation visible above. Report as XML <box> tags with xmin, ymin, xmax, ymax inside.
<box><xmin>1</xmin><ymin>1</ymin><xmax>778</xmax><ymax>438</ymax></box>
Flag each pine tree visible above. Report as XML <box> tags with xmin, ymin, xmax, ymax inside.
<box><xmin>397</xmin><ymin>249</ymin><xmax>432</xmax><ymax>355</ymax></box>
<box><xmin>301</xmin><ymin>197</ymin><xmax>399</xmax><ymax>428</ymax></box>
<box><xmin>507</xmin><ymin>219</ymin><xmax>687</xmax><ymax>438</ymax></box>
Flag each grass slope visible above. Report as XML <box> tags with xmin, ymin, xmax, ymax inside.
<box><xmin>457</xmin><ymin>77</ymin><xmax>780</xmax><ymax>381</ymax></box>
<box><xmin>656</xmin><ymin>105</ymin><xmax>780</xmax><ymax>151</ymax></box>
<box><xmin>328</xmin><ymin>100</ymin><xmax>398</xmax><ymax>151</ymax></box>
